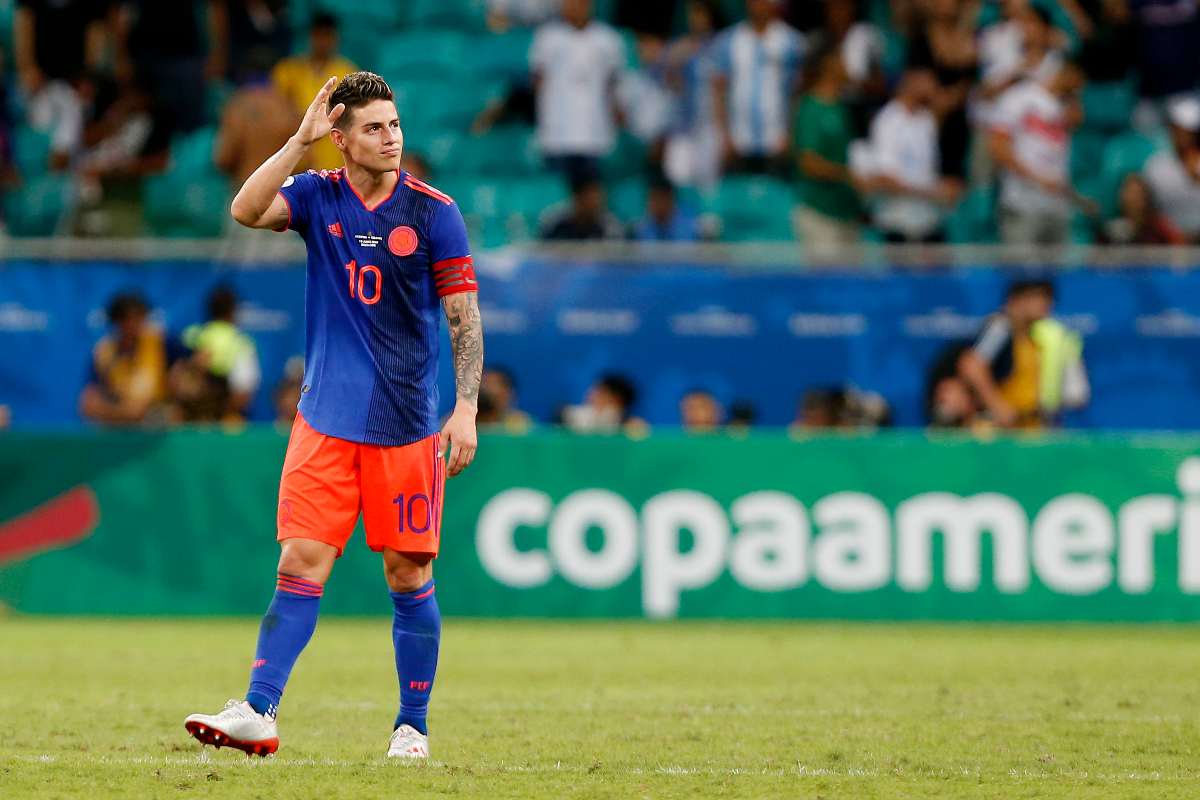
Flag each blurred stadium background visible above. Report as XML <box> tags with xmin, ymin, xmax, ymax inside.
<box><xmin>4</xmin><ymin>0</ymin><xmax>1200</xmax><ymax>795</ymax></box>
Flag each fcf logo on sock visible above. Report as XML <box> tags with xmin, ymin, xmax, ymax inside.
<box><xmin>408</xmin><ymin>681</ymin><xmax>431</xmax><ymax>691</ymax></box>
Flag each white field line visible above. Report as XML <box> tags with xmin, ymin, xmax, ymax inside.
<box><xmin>3</xmin><ymin>754</ymin><xmax>1189</xmax><ymax>782</ymax></box>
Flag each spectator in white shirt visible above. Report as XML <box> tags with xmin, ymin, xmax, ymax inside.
<box><xmin>990</xmin><ymin>62</ymin><xmax>1091</xmax><ymax>246</ymax></box>
<box><xmin>662</xmin><ymin>0</ymin><xmax>726</xmax><ymax>189</ymax></box>
<box><xmin>978</xmin><ymin>1</ymin><xmax>1066</xmax><ymax>100</ymax></box>
<box><xmin>530</xmin><ymin>0</ymin><xmax>626</xmax><ymax>183</ymax></box>
<box><xmin>488</xmin><ymin>0</ymin><xmax>560</xmax><ymax>31</ymax></box>
<box><xmin>860</xmin><ymin>67</ymin><xmax>962</xmax><ymax>243</ymax></box>
<box><xmin>711</xmin><ymin>0</ymin><xmax>805</xmax><ymax>175</ymax></box>
<box><xmin>1142</xmin><ymin>95</ymin><xmax>1200</xmax><ymax>243</ymax></box>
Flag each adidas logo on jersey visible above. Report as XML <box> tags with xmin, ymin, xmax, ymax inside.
<box><xmin>327</xmin><ymin>222</ymin><xmax>344</xmax><ymax>238</ymax></box>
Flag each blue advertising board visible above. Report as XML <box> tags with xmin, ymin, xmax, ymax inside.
<box><xmin>0</xmin><ymin>257</ymin><xmax>1198</xmax><ymax>429</ymax></box>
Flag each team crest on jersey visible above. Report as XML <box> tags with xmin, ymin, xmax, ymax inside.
<box><xmin>327</xmin><ymin>221</ymin><xmax>344</xmax><ymax>238</ymax></box>
<box><xmin>278</xmin><ymin>498</ymin><xmax>293</xmax><ymax>528</ymax></box>
<box><xmin>388</xmin><ymin>226</ymin><xmax>419</xmax><ymax>256</ymax></box>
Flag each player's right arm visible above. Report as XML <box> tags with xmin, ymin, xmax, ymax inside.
<box><xmin>230</xmin><ymin>76</ymin><xmax>344</xmax><ymax>229</ymax></box>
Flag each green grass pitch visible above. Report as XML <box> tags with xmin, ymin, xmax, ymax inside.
<box><xmin>2</xmin><ymin>618</ymin><xmax>1199</xmax><ymax>798</ymax></box>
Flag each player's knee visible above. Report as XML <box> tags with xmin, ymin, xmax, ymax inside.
<box><xmin>277</xmin><ymin>539</ymin><xmax>336</xmax><ymax>583</ymax></box>
<box><xmin>384</xmin><ymin>551</ymin><xmax>432</xmax><ymax>592</ymax></box>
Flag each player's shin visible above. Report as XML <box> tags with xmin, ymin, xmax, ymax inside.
<box><xmin>390</xmin><ymin>580</ymin><xmax>441</xmax><ymax>735</ymax></box>
<box><xmin>244</xmin><ymin>572</ymin><xmax>324</xmax><ymax>717</ymax></box>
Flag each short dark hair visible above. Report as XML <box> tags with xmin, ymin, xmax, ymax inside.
<box><xmin>207</xmin><ymin>284</ymin><xmax>238</xmax><ymax>321</ymax></box>
<box><xmin>729</xmin><ymin>400</ymin><xmax>756</xmax><ymax>426</ymax></box>
<box><xmin>107</xmin><ymin>292</ymin><xmax>148</xmax><ymax>325</ymax></box>
<box><xmin>1006</xmin><ymin>279</ymin><xmax>1055</xmax><ymax>302</ymax></box>
<box><xmin>597</xmin><ymin>373</ymin><xmax>636</xmax><ymax>411</ymax></box>
<box><xmin>329</xmin><ymin>71</ymin><xmax>394</xmax><ymax>129</ymax></box>
<box><xmin>311</xmin><ymin>12</ymin><xmax>338</xmax><ymax>31</ymax></box>
<box><xmin>569</xmin><ymin>177</ymin><xmax>605</xmax><ymax>200</ymax></box>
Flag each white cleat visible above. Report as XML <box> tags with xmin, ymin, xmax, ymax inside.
<box><xmin>387</xmin><ymin>724</ymin><xmax>430</xmax><ymax>759</ymax></box>
<box><xmin>184</xmin><ymin>699</ymin><xmax>279</xmax><ymax>757</ymax></box>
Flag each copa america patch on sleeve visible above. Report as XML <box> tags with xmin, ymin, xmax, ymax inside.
<box><xmin>283</xmin><ymin>175</ymin><xmax>295</xmax><ymax>187</ymax></box>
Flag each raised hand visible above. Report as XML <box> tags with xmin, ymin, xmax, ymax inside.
<box><xmin>295</xmin><ymin>77</ymin><xmax>346</xmax><ymax>146</ymax></box>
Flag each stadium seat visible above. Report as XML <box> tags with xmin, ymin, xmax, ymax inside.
<box><xmin>375</xmin><ymin>30</ymin><xmax>466</xmax><ymax>79</ymax></box>
<box><xmin>455</xmin><ymin>174</ymin><xmax>568</xmax><ymax>226</ymax></box>
<box><xmin>706</xmin><ymin>177</ymin><xmax>795</xmax><ymax>242</ymax></box>
<box><xmin>1070</xmin><ymin>129</ymin><xmax>1109</xmax><ymax>185</ymax></box>
<box><xmin>603</xmin><ymin>132</ymin><xmax>648</xmax><ymax>179</ymax></box>
<box><xmin>2</xmin><ymin>173</ymin><xmax>72</xmax><ymax>236</ymax></box>
<box><xmin>132</xmin><ymin>128</ymin><xmax>228</xmax><ymax>237</ymax></box>
<box><xmin>438</xmin><ymin>176</ymin><xmax>551</xmax><ymax>247</ymax></box>
<box><xmin>311</xmin><ymin>0</ymin><xmax>404</xmax><ymax>29</ymax></box>
<box><xmin>170</xmin><ymin>127</ymin><xmax>219</xmax><ymax>175</ymax></box>
<box><xmin>443</xmin><ymin>128</ymin><xmax>542</xmax><ymax>177</ymax></box>
<box><xmin>142</xmin><ymin>172</ymin><xmax>229</xmax><ymax>238</ymax></box>
<box><xmin>0</xmin><ymin>0</ymin><xmax>13</xmax><ymax>55</ymax></box>
<box><xmin>416</xmin><ymin>130</ymin><xmax>464</xmax><ymax>176</ymax></box>
<box><xmin>469</xmin><ymin>30</ymin><xmax>534</xmax><ymax>80</ymax></box>
<box><xmin>946</xmin><ymin>187</ymin><xmax>998</xmax><ymax>245</ymax></box>
<box><xmin>1082</xmin><ymin>81</ymin><xmax>1136</xmax><ymax>133</ymax></box>
<box><xmin>402</xmin><ymin>0</ymin><xmax>488</xmax><ymax>31</ymax></box>
<box><xmin>12</xmin><ymin>125</ymin><xmax>52</xmax><ymax>177</ymax></box>
<box><xmin>392</xmin><ymin>78</ymin><xmax>504</xmax><ymax>133</ymax></box>
<box><xmin>305</xmin><ymin>0</ymin><xmax>405</xmax><ymax>66</ymax></box>
<box><xmin>609</xmin><ymin>177</ymin><xmax>648</xmax><ymax>222</ymax></box>
<box><xmin>1098</xmin><ymin>132</ymin><xmax>1161</xmax><ymax>216</ymax></box>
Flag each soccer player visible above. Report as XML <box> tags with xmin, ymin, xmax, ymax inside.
<box><xmin>182</xmin><ymin>72</ymin><xmax>483</xmax><ymax>759</ymax></box>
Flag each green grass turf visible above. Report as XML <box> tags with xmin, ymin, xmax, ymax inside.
<box><xmin>1</xmin><ymin>618</ymin><xmax>1199</xmax><ymax>799</ymax></box>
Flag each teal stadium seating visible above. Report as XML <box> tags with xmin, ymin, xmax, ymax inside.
<box><xmin>403</xmin><ymin>0</ymin><xmax>490</xmax><ymax>31</ymax></box>
<box><xmin>704</xmin><ymin>177</ymin><xmax>794</xmax><ymax>242</ymax></box>
<box><xmin>0</xmin><ymin>0</ymin><xmax>12</xmax><ymax>54</ymax></box>
<box><xmin>142</xmin><ymin>128</ymin><xmax>229</xmax><ymax>237</ymax></box>
<box><xmin>469</xmin><ymin>30</ymin><xmax>535</xmax><ymax>79</ymax></box>
<box><xmin>390</xmin><ymin>78</ymin><xmax>504</xmax><ymax>141</ymax></box>
<box><xmin>4</xmin><ymin>126</ymin><xmax>73</xmax><ymax>236</ymax></box>
<box><xmin>432</xmin><ymin>128</ymin><xmax>543</xmax><ymax>177</ymax></box>
<box><xmin>3</xmin><ymin>174</ymin><xmax>72</xmax><ymax>236</ymax></box>
<box><xmin>376</xmin><ymin>30</ymin><xmax>466</xmax><ymax>79</ymax></box>
<box><xmin>1098</xmin><ymin>132</ymin><xmax>1162</xmax><ymax>217</ymax></box>
<box><xmin>12</xmin><ymin>125</ymin><xmax>52</xmax><ymax>179</ymax></box>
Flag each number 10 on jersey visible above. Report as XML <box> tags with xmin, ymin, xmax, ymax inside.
<box><xmin>344</xmin><ymin>260</ymin><xmax>381</xmax><ymax>305</ymax></box>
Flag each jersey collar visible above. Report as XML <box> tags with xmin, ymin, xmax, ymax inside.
<box><xmin>343</xmin><ymin>168</ymin><xmax>403</xmax><ymax>213</ymax></box>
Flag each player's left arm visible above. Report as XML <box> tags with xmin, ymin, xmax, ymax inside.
<box><xmin>440</xmin><ymin>290</ymin><xmax>483</xmax><ymax>477</ymax></box>
<box><xmin>431</xmin><ymin>200</ymin><xmax>484</xmax><ymax>477</ymax></box>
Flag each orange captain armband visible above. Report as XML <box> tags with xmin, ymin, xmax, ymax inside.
<box><xmin>432</xmin><ymin>256</ymin><xmax>477</xmax><ymax>297</ymax></box>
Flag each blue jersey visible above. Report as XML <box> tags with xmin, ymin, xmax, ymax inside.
<box><xmin>277</xmin><ymin>168</ymin><xmax>476</xmax><ymax>446</ymax></box>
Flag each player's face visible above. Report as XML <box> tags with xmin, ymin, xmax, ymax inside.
<box><xmin>336</xmin><ymin>99</ymin><xmax>403</xmax><ymax>173</ymax></box>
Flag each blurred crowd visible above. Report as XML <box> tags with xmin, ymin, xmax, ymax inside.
<box><xmin>2</xmin><ymin>0</ymin><xmax>1199</xmax><ymax>245</ymax></box>
<box><xmin>83</xmin><ymin>273</ymin><xmax>1087</xmax><ymax>434</ymax></box>
<box><xmin>518</xmin><ymin>0</ymin><xmax>1200</xmax><ymax>246</ymax></box>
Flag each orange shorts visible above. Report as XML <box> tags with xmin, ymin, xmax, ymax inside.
<box><xmin>276</xmin><ymin>413</ymin><xmax>445</xmax><ymax>557</ymax></box>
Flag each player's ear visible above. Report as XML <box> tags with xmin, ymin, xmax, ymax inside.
<box><xmin>330</xmin><ymin>127</ymin><xmax>346</xmax><ymax>151</ymax></box>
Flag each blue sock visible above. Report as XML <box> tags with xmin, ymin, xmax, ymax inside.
<box><xmin>391</xmin><ymin>580</ymin><xmax>441</xmax><ymax>735</ymax></box>
<box><xmin>245</xmin><ymin>573</ymin><xmax>323</xmax><ymax>717</ymax></box>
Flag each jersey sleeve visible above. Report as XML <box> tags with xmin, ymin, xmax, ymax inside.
<box><xmin>275</xmin><ymin>170</ymin><xmax>324</xmax><ymax>234</ymax></box>
<box><xmin>972</xmin><ymin>317</ymin><xmax>1012</xmax><ymax>364</ymax></box>
<box><xmin>428</xmin><ymin>201</ymin><xmax>477</xmax><ymax>297</ymax></box>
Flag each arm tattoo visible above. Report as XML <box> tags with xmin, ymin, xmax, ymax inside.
<box><xmin>443</xmin><ymin>291</ymin><xmax>483</xmax><ymax>406</ymax></box>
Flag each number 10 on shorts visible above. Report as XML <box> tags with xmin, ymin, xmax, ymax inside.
<box><xmin>393</xmin><ymin>493</ymin><xmax>432</xmax><ymax>534</ymax></box>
